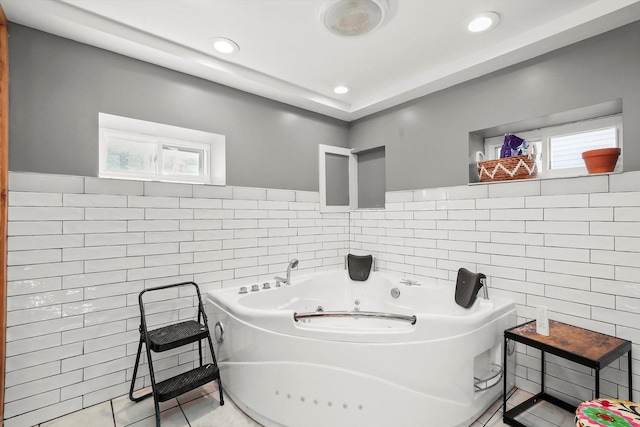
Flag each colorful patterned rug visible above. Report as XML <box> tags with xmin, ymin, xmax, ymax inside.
<box><xmin>576</xmin><ymin>399</ymin><xmax>640</xmax><ymax>427</ymax></box>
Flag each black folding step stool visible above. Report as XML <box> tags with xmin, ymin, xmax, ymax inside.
<box><xmin>129</xmin><ymin>281</ymin><xmax>223</xmax><ymax>427</ymax></box>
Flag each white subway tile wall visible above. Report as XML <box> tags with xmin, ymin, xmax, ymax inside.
<box><xmin>350</xmin><ymin>174</ymin><xmax>640</xmax><ymax>410</ymax></box>
<box><xmin>5</xmin><ymin>172</ymin><xmax>349</xmax><ymax>427</ymax></box>
<box><xmin>6</xmin><ymin>171</ymin><xmax>640</xmax><ymax>425</ymax></box>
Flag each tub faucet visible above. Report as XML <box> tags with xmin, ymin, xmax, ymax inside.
<box><xmin>275</xmin><ymin>259</ymin><xmax>298</xmax><ymax>286</ymax></box>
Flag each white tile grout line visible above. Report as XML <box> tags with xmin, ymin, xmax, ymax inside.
<box><xmin>110</xmin><ymin>400</ymin><xmax>116</xmax><ymax>427</ymax></box>
<box><xmin>482</xmin><ymin>387</ymin><xmax>518</xmax><ymax>426</ymax></box>
<box><xmin>178</xmin><ymin>398</ymin><xmax>192</xmax><ymax>427</ymax></box>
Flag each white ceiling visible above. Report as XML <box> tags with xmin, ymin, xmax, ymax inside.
<box><xmin>4</xmin><ymin>0</ymin><xmax>640</xmax><ymax>121</ymax></box>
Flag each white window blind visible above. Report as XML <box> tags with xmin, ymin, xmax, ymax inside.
<box><xmin>549</xmin><ymin>127</ymin><xmax>617</xmax><ymax>170</ymax></box>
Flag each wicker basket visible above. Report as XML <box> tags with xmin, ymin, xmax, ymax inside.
<box><xmin>477</xmin><ymin>154</ymin><xmax>538</xmax><ymax>182</ymax></box>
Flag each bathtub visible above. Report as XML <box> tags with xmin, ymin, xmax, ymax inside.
<box><xmin>206</xmin><ymin>269</ymin><xmax>516</xmax><ymax>427</ymax></box>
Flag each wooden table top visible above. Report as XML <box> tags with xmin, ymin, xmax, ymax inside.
<box><xmin>506</xmin><ymin>320</ymin><xmax>631</xmax><ymax>363</ymax></box>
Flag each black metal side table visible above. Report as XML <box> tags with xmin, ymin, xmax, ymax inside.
<box><xmin>503</xmin><ymin>320</ymin><xmax>632</xmax><ymax>427</ymax></box>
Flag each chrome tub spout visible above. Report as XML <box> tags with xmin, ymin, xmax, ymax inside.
<box><xmin>275</xmin><ymin>259</ymin><xmax>298</xmax><ymax>286</ymax></box>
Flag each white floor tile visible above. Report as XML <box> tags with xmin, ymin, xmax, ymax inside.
<box><xmin>485</xmin><ymin>415</ymin><xmax>511</xmax><ymax>427</ymax></box>
<box><xmin>476</xmin><ymin>398</ymin><xmax>503</xmax><ymax>425</ymax></box>
<box><xmin>514</xmin><ymin>411</ymin><xmax>559</xmax><ymax>427</ymax></box>
<box><xmin>125</xmin><ymin>405</ymin><xmax>188</xmax><ymax>427</ymax></box>
<box><xmin>514</xmin><ymin>400</ymin><xmax>575</xmax><ymax>427</ymax></box>
<box><xmin>112</xmin><ymin>390</ymin><xmax>178</xmax><ymax>427</ymax></box>
<box><xmin>180</xmin><ymin>391</ymin><xmax>261</xmax><ymax>427</ymax></box>
<box><xmin>40</xmin><ymin>402</ymin><xmax>114</xmax><ymax>427</ymax></box>
<box><xmin>32</xmin><ymin>388</ymin><xmax>558</xmax><ymax>427</ymax></box>
<box><xmin>482</xmin><ymin>389</ymin><xmax>534</xmax><ymax>427</ymax></box>
<box><xmin>506</xmin><ymin>388</ymin><xmax>534</xmax><ymax>409</ymax></box>
<box><xmin>534</xmin><ymin>401</ymin><xmax>575</xmax><ymax>426</ymax></box>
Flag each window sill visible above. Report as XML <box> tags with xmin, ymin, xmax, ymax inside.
<box><xmin>469</xmin><ymin>170</ymin><xmax>622</xmax><ymax>186</ymax></box>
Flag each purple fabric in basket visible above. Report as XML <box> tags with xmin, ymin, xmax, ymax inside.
<box><xmin>500</xmin><ymin>134</ymin><xmax>526</xmax><ymax>158</ymax></box>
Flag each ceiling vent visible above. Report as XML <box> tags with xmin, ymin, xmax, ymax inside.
<box><xmin>321</xmin><ymin>0</ymin><xmax>389</xmax><ymax>37</ymax></box>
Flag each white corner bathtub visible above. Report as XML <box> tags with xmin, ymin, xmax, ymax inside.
<box><xmin>206</xmin><ymin>270</ymin><xmax>516</xmax><ymax>427</ymax></box>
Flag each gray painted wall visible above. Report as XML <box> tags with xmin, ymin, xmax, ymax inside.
<box><xmin>349</xmin><ymin>21</ymin><xmax>640</xmax><ymax>191</ymax></box>
<box><xmin>10</xmin><ymin>22</ymin><xmax>640</xmax><ymax>193</ymax></box>
<box><xmin>8</xmin><ymin>24</ymin><xmax>349</xmax><ymax>191</ymax></box>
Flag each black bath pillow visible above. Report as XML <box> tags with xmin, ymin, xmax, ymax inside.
<box><xmin>455</xmin><ymin>268</ymin><xmax>486</xmax><ymax>308</ymax></box>
<box><xmin>347</xmin><ymin>254</ymin><xmax>373</xmax><ymax>281</ymax></box>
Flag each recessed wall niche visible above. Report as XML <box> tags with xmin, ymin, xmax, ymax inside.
<box><xmin>356</xmin><ymin>146</ymin><xmax>386</xmax><ymax>209</ymax></box>
<box><xmin>468</xmin><ymin>99</ymin><xmax>623</xmax><ymax>184</ymax></box>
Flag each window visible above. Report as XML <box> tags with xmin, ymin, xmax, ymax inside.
<box><xmin>99</xmin><ymin>113</ymin><xmax>225</xmax><ymax>185</ymax></box>
<box><xmin>549</xmin><ymin>127</ymin><xmax>617</xmax><ymax>170</ymax></box>
<box><xmin>483</xmin><ymin>115</ymin><xmax>622</xmax><ymax>179</ymax></box>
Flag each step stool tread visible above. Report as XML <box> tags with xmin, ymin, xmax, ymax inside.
<box><xmin>156</xmin><ymin>364</ymin><xmax>219</xmax><ymax>402</ymax></box>
<box><xmin>146</xmin><ymin>320</ymin><xmax>208</xmax><ymax>352</ymax></box>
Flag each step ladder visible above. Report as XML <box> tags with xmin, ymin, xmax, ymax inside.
<box><xmin>129</xmin><ymin>281</ymin><xmax>223</xmax><ymax>427</ymax></box>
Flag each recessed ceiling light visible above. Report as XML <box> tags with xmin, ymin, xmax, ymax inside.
<box><xmin>467</xmin><ymin>12</ymin><xmax>500</xmax><ymax>33</ymax></box>
<box><xmin>334</xmin><ymin>85</ymin><xmax>350</xmax><ymax>94</ymax></box>
<box><xmin>212</xmin><ymin>37</ymin><xmax>239</xmax><ymax>54</ymax></box>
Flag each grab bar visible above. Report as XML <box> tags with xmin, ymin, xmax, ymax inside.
<box><xmin>293</xmin><ymin>310</ymin><xmax>417</xmax><ymax>325</ymax></box>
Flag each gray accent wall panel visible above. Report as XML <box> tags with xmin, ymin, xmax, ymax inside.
<box><xmin>349</xmin><ymin>21</ymin><xmax>640</xmax><ymax>191</ymax></box>
<box><xmin>8</xmin><ymin>24</ymin><xmax>349</xmax><ymax>191</ymax></box>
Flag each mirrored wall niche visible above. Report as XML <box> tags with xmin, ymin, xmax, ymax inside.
<box><xmin>356</xmin><ymin>146</ymin><xmax>385</xmax><ymax>209</ymax></box>
<box><xmin>325</xmin><ymin>152</ymin><xmax>351</xmax><ymax>207</ymax></box>
<box><xmin>319</xmin><ymin>144</ymin><xmax>386</xmax><ymax>212</ymax></box>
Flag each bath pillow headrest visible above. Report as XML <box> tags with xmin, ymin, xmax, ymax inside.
<box><xmin>455</xmin><ymin>268</ymin><xmax>486</xmax><ymax>309</ymax></box>
<box><xmin>347</xmin><ymin>254</ymin><xmax>373</xmax><ymax>281</ymax></box>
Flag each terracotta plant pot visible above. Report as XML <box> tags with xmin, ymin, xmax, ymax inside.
<box><xmin>582</xmin><ymin>148</ymin><xmax>621</xmax><ymax>174</ymax></box>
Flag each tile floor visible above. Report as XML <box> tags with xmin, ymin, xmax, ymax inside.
<box><xmin>470</xmin><ymin>388</ymin><xmax>575</xmax><ymax>427</ymax></box>
<box><xmin>36</xmin><ymin>384</ymin><xmax>575</xmax><ymax>427</ymax></box>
